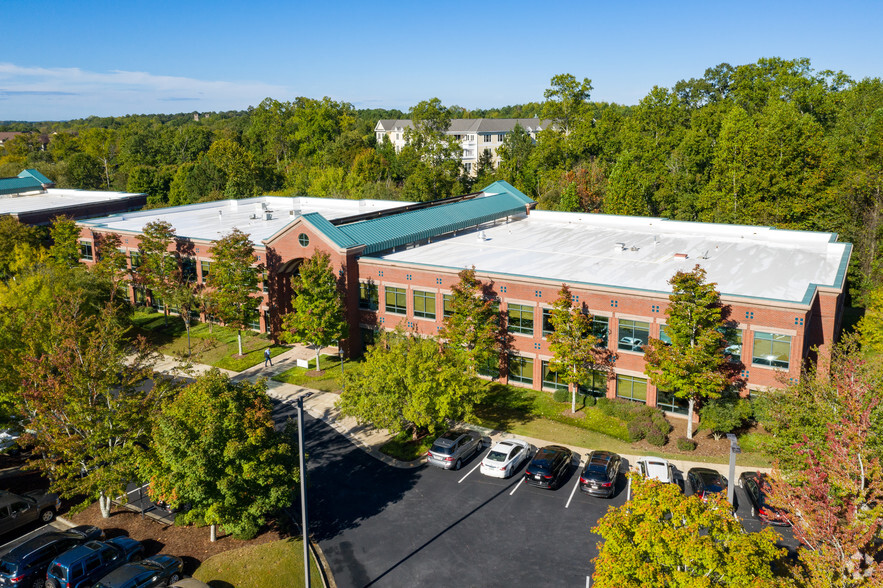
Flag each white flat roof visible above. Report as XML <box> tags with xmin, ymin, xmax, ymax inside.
<box><xmin>78</xmin><ymin>196</ymin><xmax>410</xmax><ymax>246</ymax></box>
<box><xmin>0</xmin><ymin>188</ymin><xmax>143</xmax><ymax>215</ymax></box>
<box><xmin>375</xmin><ymin>210</ymin><xmax>851</xmax><ymax>304</ymax></box>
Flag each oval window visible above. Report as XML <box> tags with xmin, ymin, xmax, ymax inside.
<box><xmin>298</xmin><ymin>233</ymin><xmax>309</xmax><ymax>247</ymax></box>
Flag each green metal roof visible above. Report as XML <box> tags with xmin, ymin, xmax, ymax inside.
<box><xmin>336</xmin><ymin>182</ymin><xmax>533</xmax><ymax>255</ymax></box>
<box><xmin>300</xmin><ymin>212</ymin><xmax>360</xmax><ymax>249</ymax></box>
<box><xmin>19</xmin><ymin>169</ymin><xmax>53</xmax><ymax>185</ymax></box>
<box><xmin>0</xmin><ymin>176</ymin><xmax>43</xmax><ymax>196</ymax></box>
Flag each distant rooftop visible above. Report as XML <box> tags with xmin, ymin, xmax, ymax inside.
<box><xmin>78</xmin><ymin>196</ymin><xmax>412</xmax><ymax>245</ymax></box>
<box><xmin>374</xmin><ymin>210</ymin><xmax>851</xmax><ymax>305</ymax></box>
<box><xmin>375</xmin><ymin>118</ymin><xmax>552</xmax><ymax>134</ymax></box>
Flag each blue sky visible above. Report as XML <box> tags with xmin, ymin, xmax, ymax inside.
<box><xmin>1</xmin><ymin>0</ymin><xmax>881</xmax><ymax>121</ymax></box>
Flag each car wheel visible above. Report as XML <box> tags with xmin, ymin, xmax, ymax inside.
<box><xmin>32</xmin><ymin>578</ymin><xmax>45</xmax><ymax>588</ymax></box>
<box><xmin>40</xmin><ymin>508</ymin><xmax>56</xmax><ymax>523</ymax></box>
<box><xmin>45</xmin><ymin>580</ymin><xmax>59</xmax><ymax>588</ymax></box>
<box><xmin>169</xmin><ymin>573</ymin><xmax>181</xmax><ymax>584</ymax></box>
<box><xmin>454</xmin><ymin>458</ymin><xmax>462</xmax><ymax>471</ymax></box>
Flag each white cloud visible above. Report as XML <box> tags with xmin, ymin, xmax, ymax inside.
<box><xmin>0</xmin><ymin>63</ymin><xmax>290</xmax><ymax>121</ymax></box>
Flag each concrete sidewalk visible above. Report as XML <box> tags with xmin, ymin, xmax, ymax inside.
<box><xmin>159</xmin><ymin>346</ymin><xmax>768</xmax><ymax>479</ymax></box>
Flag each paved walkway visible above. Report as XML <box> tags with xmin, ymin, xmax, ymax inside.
<box><xmin>155</xmin><ymin>346</ymin><xmax>768</xmax><ymax>479</ymax></box>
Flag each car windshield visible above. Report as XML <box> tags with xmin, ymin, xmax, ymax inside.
<box><xmin>430</xmin><ymin>443</ymin><xmax>453</xmax><ymax>455</ymax></box>
<box><xmin>486</xmin><ymin>451</ymin><xmax>507</xmax><ymax>462</ymax></box>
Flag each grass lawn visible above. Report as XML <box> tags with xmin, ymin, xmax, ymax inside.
<box><xmin>272</xmin><ymin>354</ymin><xmax>350</xmax><ymax>392</ymax></box>
<box><xmin>381</xmin><ymin>431</ymin><xmax>434</xmax><ymax>461</ymax></box>
<box><xmin>192</xmin><ymin>538</ymin><xmax>324</xmax><ymax>588</ymax></box>
<box><xmin>131</xmin><ymin>309</ymin><xmax>285</xmax><ymax>371</ymax></box>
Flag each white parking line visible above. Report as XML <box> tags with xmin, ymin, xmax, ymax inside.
<box><xmin>565</xmin><ymin>461</ymin><xmax>584</xmax><ymax>508</ymax></box>
<box><xmin>509</xmin><ymin>478</ymin><xmax>524</xmax><ymax>496</ymax></box>
<box><xmin>458</xmin><ymin>461</ymin><xmax>483</xmax><ymax>484</ymax></box>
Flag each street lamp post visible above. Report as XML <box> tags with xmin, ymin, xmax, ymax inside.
<box><xmin>297</xmin><ymin>395</ymin><xmax>310</xmax><ymax>587</ymax></box>
<box><xmin>337</xmin><ymin>340</ymin><xmax>345</xmax><ymax>393</ymax></box>
<box><xmin>726</xmin><ymin>433</ymin><xmax>741</xmax><ymax>506</ymax></box>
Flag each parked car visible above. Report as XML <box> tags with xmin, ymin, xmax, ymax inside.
<box><xmin>92</xmin><ymin>554</ymin><xmax>183</xmax><ymax>588</ymax></box>
<box><xmin>687</xmin><ymin>467</ymin><xmax>728</xmax><ymax>501</ymax></box>
<box><xmin>739</xmin><ymin>471</ymin><xmax>790</xmax><ymax>526</ymax></box>
<box><xmin>523</xmin><ymin>445</ymin><xmax>573</xmax><ymax>489</ymax></box>
<box><xmin>579</xmin><ymin>451</ymin><xmax>622</xmax><ymax>498</ymax></box>
<box><xmin>635</xmin><ymin>456</ymin><xmax>677</xmax><ymax>485</ymax></box>
<box><xmin>45</xmin><ymin>537</ymin><xmax>143</xmax><ymax>588</ymax></box>
<box><xmin>0</xmin><ymin>525</ymin><xmax>103</xmax><ymax>588</ymax></box>
<box><xmin>168</xmin><ymin>579</ymin><xmax>211</xmax><ymax>588</ymax></box>
<box><xmin>426</xmin><ymin>430</ymin><xmax>482</xmax><ymax>470</ymax></box>
<box><xmin>479</xmin><ymin>439</ymin><xmax>532</xmax><ymax>479</ymax></box>
<box><xmin>0</xmin><ymin>490</ymin><xmax>61</xmax><ymax>537</ymax></box>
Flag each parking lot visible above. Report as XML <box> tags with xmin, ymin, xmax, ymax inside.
<box><xmin>291</xmin><ymin>408</ymin><xmax>798</xmax><ymax>588</ymax></box>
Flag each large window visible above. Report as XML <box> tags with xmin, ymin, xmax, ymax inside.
<box><xmin>413</xmin><ymin>290</ymin><xmax>436</xmax><ymax>319</ymax></box>
<box><xmin>659</xmin><ymin>324</ymin><xmax>672</xmax><ymax>346</ymax></box>
<box><xmin>542</xmin><ymin>308</ymin><xmax>554</xmax><ymax>336</ymax></box>
<box><xmin>618</xmin><ymin>319</ymin><xmax>649</xmax><ymax>352</ymax></box>
<box><xmin>542</xmin><ymin>362</ymin><xmax>608</xmax><ymax>397</ymax></box>
<box><xmin>79</xmin><ymin>241</ymin><xmax>93</xmax><ymax>261</ymax></box>
<box><xmin>248</xmin><ymin>309</ymin><xmax>261</xmax><ymax>331</ymax></box>
<box><xmin>656</xmin><ymin>390</ymin><xmax>689</xmax><ymax>416</ymax></box>
<box><xmin>508</xmin><ymin>304</ymin><xmax>534</xmax><ymax>335</ymax></box>
<box><xmin>359</xmin><ymin>283</ymin><xmax>378</xmax><ymax>310</ymax></box>
<box><xmin>593</xmin><ymin>316</ymin><xmax>609</xmax><ymax>347</ymax></box>
<box><xmin>723</xmin><ymin>328</ymin><xmax>743</xmax><ymax>362</ymax></box>
<box><xmin>200</xmin><ymin>261</ymin><xmax>211</xmax><ymax>283</ymax></box>
<box><xmin>508</xmin><ymin>355</ymin><xmax>534</xmax><ymax>385</ymax></box>
<box><xmin>752</xmin><ymin>331</ymin><xmax>791</xmax><ymax>369</ymax></box>
<box><xmin>616</xmin><ymin>375</ymin><xmax>647</xmax><ymax>403</ymax></box>
<box><xmin>181</xmin><ymin>257</ymin><xmax>197</xmax><ymax>283</ymax></box>
<box><xmin>385</xmin><ymin>286</ymin><xmax>406</xmax><ymax>315</ymax></box>
<box><xmin>130</xmin><ymin>251</ymin><xmax>141</xmax><ymax>269</ymax></box>
<box><xmin>443</xmin><ymin>294</ymin><xmax>454</xmax><ymax>317</ymax></box>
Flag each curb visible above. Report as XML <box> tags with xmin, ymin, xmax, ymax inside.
<box><xmin>54</xmin><ymin>515</ymin><xmax>76</xmax><ymax>529</ymax></box>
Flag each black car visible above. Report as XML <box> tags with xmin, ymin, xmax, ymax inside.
<box><xmin>92</xmin><ymin>554</ymin><xmax>183</xmax><ymax>588</ymax></box>
<box><xmin>739</xmin><ymin>471</ymin><xmax>790</xmax><ymax>526</ymax></box>
<box><xmin>687</xmin><ymin>467</ymin><xmax>728</xmax><ymax>501</ymax></box>
<box><xmin>523</xmin><ymin>445</ymin><xmax>573</xmax><ymax>489</ymax></box>
<box><xmin>578</xmin><ymin>450</ymin><xmax>622</xmax><ymax>498</ymax></box>
<box><xmin>0</xmin><ymin>525</ymin><xmax>103</xmax><ymax>588</ymax></box>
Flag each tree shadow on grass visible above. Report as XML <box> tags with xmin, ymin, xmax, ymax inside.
<box><xmin>473</xmin><ymin>382</ymin><xmax>535</xmax><ymax>432</ymax></box>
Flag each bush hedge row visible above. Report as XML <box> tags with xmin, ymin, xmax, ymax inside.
<box><xmin>596</xmin><ymin>398</ymin><xmax>672</xmax><ymax>444</ymax></box>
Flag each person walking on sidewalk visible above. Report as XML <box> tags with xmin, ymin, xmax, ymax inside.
<box><xmin>264</xmin><ymin>348</ymin><xmax>273</xmax><ymax>367</ymax></box>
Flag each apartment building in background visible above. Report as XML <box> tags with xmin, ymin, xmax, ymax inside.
<box><xmin>374</xmin><ymin>118</ymin><xmax>551</xmax><ymax>174</ymax></box>
<box><xmin>76</xmin><ymin>181</ymin><xmax>851</xmax><ymax>418</ymax></box>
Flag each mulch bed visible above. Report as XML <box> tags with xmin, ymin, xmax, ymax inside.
<box><xmin>68</xmin><ymin>503</ymin><xmax>287</xmax><ymax>575</ymax></box>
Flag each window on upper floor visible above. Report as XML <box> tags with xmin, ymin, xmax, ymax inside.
<box><xmin>483</xmin><ymin>134</ymin><xmax>491</xmax><ymax>143</ymax></box>
<box><xmin>752</xmin><ymin>331</ymin><xmax>790</xmax><ymax>369</ymax></box>
<box><xmin>413</xmin><ymin>290</ymin><xmax>436</xmax><ymax>319</ymax></box>
<box><xmin>498</xmin><ymin>133</ymin><xmax>505</xmax><ymax>142</ymax></box>
<box><xmin>443</xmin><ymin>293</ymin><xmax>454</xmax><ymax>317</ymax></box>
<box><xmin>618</xmin><ymin>319</ymin><xmax>649</xmax><ymax>352</ymax></box>
<box><xmin>80</xmin><ymin>241</ymin><xmax>93</xmax><ymax>261</ymax></box>
<box><xmin>359</xmin><ymin>283</ymin><xmax>378</xmax><ymax>310</ymax></box>
<box><xmin>508</xmin><ymin>304</ymin><xmax>534</xmax><ymax>336</ymax></box>
<box><xmin>385</xmin><ymin>286</ymin><xmax>406</xmax><ymax>315</ymax></box>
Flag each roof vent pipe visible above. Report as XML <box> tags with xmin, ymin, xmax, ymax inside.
<box><xmin>218</xmin><ymin>210</ymin><xmax>223</xmax><ymax>223</ymax></box>
<box><xmin>230</xmin><ymin>200</ymin><xmax>238</xmax><ymax>211</ymax></box>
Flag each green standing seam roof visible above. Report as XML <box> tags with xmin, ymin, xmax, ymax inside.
<box><xmin>300</xmin><ymin>212</ymin><xmax>361</xmax><ymax>249</ymax></box>
<box><xmin>338</xmin><ymin>190</ymin><xmax>530</xmax><ymax>255</ymax></box>
<box><xmin>18</xmin><ymin>169</ymin><xmax>53</xmax><ymax>185</ymax></box>
<box><xmin>0</xmin><ymin>176</ymin><xmax>43</xmax><ymax>196</ymax></box>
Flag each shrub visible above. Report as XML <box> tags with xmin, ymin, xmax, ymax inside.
<box><xmin>628</xmin><ymin>419</ymin><xmax>652</xmax><ymax>442</ymax></box>
<box><xmin>650</xmin><ymin>412</ymin><xmax>673</xmax><ymax>435</ymax></box>
<box><xmin>581</xmin><ymin>394</ymin><xmax>596</xmax><ymax>407</ymax></box>
<box><xmin>552</xmin><ymin>389</ymin><xmax>570</xmax><ymax>403</ymax></box>
<box><xmin>700</xmin><ymin>396</ymin><xmax>754</xmax><ymax>440</ymax></box>
<box><xmin>677</xmin><ymin>437</ymin><xmax>697</xmax><ymax>451</ymax></box>
<box><xmin>646</xmin><ymin>427</ymin><xmax>667</xmax><ymax>446</ymax></box>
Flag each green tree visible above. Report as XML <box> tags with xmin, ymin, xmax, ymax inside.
<box><xmin>542</xmin><ymin>73</ymin><xmax>593</xmax><ymax>137</ymax></box>
<box><xmin>0</xmin><ymin>216</ymin><xmax>40</xmax><ymax>278</ymax></box>
<box><xmin>148</xmin><ymin>370</ymin><xmax>298</xmax><ymax>540</ymax></box>
<box><xmin>207</xmin><ymin>228</ymin><xmax>261</xmax><ymax>356</ymax></box>
<box><xmin>592</xmin><ymin>475</ymin><xmax>786</xmax><ymax>587</ymax></box>
<box><xmin>856</xmin><ymin>285</ymin><xmax>883</xmax><ymax>356</ymax></box>
<box><xmin>439</xmin><ymin>267</ymin><xmax>500</xmax><ymax>376</ymax></box>
<box><xmin>547</xmin><ymin>285</ymin><xmax>607</xmax><ymax>413</ymax></box>
<box><xmin>644</xmin><ymin>265</ymin><xmax>731</xmax><ymax>439</ymax></box>
<box><xmin>698</xmin><ymin>393</ymin><xmax>753</xmax><ymax>440</ymax></box>
<box><xmin>49</xmin><ymin>215</ymin><xmax>81</xmax><ymax>267</ymax></box>
<box><xmin>63</xmin><ymin>152</ymin><xmax>103</xmax><ymax>189</ymax></box>
<box><xmin>18</xmin><ymin>295</ymin><xmax>166</xmax><ymax>517</ymax></box>
<box><xmin>280</xmin><ymin>251</ymin><xmax>347</xmax><ymax>369</ymax></box>
<box><xmin>93</xmin><ymin>232</ymin><xmax>130</xmax><ymax>304</ymax></box>
<box><xmin>337</xmin><ymin>330</ymin><xmax>481</xmax><ymax>441</ymax></box>
<box><xmin>138</xmin><ymin>220</ymin><xmax>179</xmax><ymax>326</ymax></box>
<box><xmin>80</xmin><ymin>127</ymin><xmax>118</xmax><ymax>188</ymax></box>
<box><xmin>496</xmin><ymin>124</ymin><xmax>536</xmax><ymax>194</ymax></box>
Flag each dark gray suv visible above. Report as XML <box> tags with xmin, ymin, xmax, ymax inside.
<box><xmin>427</xmin><ymin>430</ymin><xmax>482</xmax><ymax>470</ymax></box>
<box><xmin>0</xmin><ymin>489</ymin><xmax>60</xmax><ymax>537</ymax></box>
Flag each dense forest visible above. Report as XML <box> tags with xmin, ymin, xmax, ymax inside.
<box><xmin>1</xmin><ymin>57</ymin><xmax>881</xmax><ymax>304</ymax></box>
